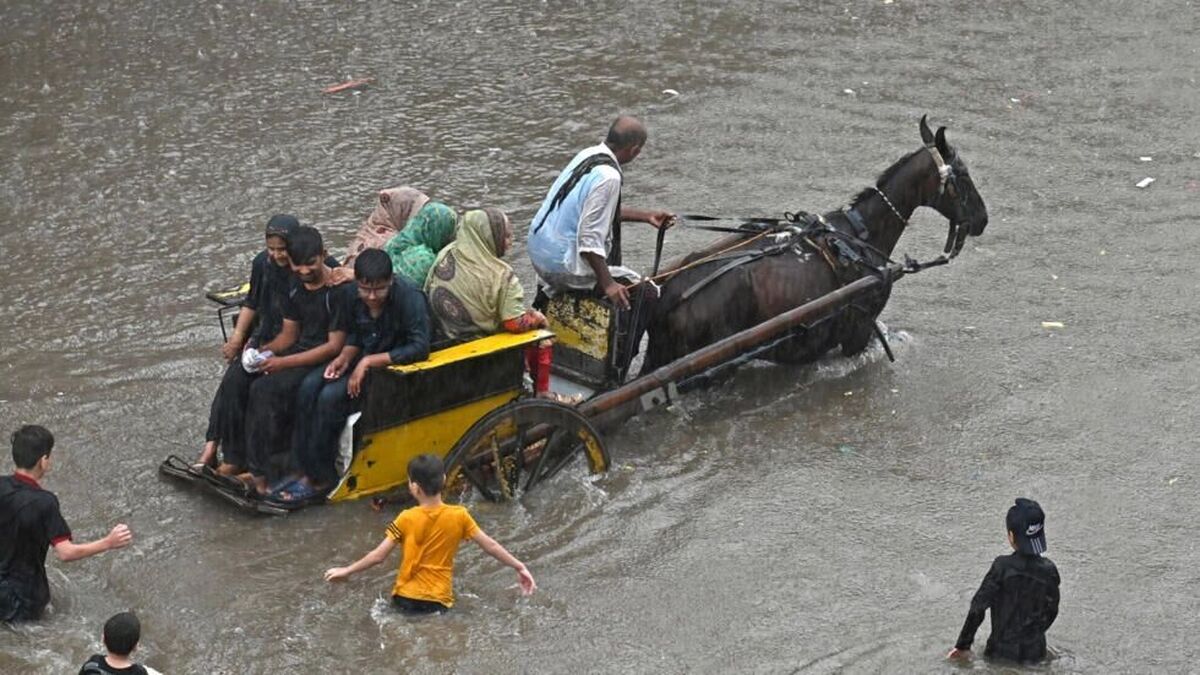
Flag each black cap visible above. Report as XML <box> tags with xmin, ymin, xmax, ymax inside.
<box><xmin>1006</xmin><ymin>498</ymin><xmax>1047</xmax><ymax>555</ymax></box>
<box><xmin>265</xmin><ymin>214</ymin><xmax>300</xmax><ymax>238</ymax></box>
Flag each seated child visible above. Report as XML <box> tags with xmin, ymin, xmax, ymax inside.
<box><xmin>323</xmin><ymin>454</ymin><xmax>535</xmax><ymax>613</ymax></box>
<box><xmin>948</xmin><ymin>497</ymin><xmax>1061</xmax><ymax>664</ymax></box>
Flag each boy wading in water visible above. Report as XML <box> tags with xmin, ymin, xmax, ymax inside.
<box><xmin>79</xmin><ymin>611</ymin><xmax>153</xmax><ymax>675</ymax></box>
<box><xmin>1</xmin><ymin>426</ymin><xmax>133</xmax><ymax>622</ymax></box>
<box><xmin>948</xmin><ymin>498</ymin><xmax>1061</xmax><ymax>664</ymax></box>
<box><xmin>324</xmin><ymin>454</ymin><xmax>536</xmax><ymax>613</ymax></box>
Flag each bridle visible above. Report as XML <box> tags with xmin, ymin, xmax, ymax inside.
<box><xmin>870</xmin><ymin>143</ymin><xmax>960</xmax><ymax>227</ymax></box>
<box><xmin>924</xmin><ymin>143</ymin><xmax>958</xmax><ymax>197</ymax></box>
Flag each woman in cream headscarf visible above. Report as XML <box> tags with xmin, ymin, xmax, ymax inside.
<box><xmin>426</xmin><ymin>208</ymin><xmax>555</xmax><ymax>395</ymax></box>
<box><xmin>344</xmin><ymin>186</ymin><xmax>429</xmax><ymax>265</ymax></box>
<box><xmin>382</xmin><ymin>201</ymin><xmax>458</xmax><ymax>288</ymax></box>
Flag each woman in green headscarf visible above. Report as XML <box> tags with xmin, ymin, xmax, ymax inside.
<box><xmin>382</xmin><ymin>201</ymin><xmax>458</xmax><ymax>287</ymax></box>
<box><xmin>426</xmin><ymin>208</ymin><xmax>554</xmax><ymax>394</ymax></box>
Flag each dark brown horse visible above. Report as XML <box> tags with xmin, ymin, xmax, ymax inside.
<box><xmin>642</xmin><ymin>116</ymin><xmax>989</xmax><ymax>373</ymax></box>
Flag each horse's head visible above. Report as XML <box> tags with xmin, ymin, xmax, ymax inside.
<box><xmin>919</xmin><ymin>116</ymin><xmax>988</xmax><ymax>257</ymax></box>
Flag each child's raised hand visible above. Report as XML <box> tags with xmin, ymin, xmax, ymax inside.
<box><xmin>516</xmin><ymin>565</ymin><xmax>537</xmax><ymax>595</ymax></box>
<box><xmin>324</xmin><ymin>567</ymin><xmax>351</xmax><ymax>582</ymax></box>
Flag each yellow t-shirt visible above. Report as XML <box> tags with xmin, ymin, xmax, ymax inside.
<box><xmin>385</xmin><ymin>503</ymin><xmax>481</xmax><ymax>607</ymax></box>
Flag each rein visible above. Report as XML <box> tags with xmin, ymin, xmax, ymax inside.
<box><xmin>638</xmin><ymin>142</ymin><xmax>959</xmax><ymax>296</ymax></box>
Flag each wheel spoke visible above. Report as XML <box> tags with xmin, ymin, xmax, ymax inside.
<box><xmin>524</xmin><ymin>427</ymin><xmax>563</xmax><ymax>491</ymax></box>
<box><xmin>542</xmin><ymin>434</ymin><xmax>585</xmax><ymax>482</ymax></box>
<box><xmin>490</xmin><ymin>434</ymin><xmax>514</xmax><ymax>500</ymax></box>
<box><xmin>462</xmin><ymin>436</ymin><xmax>498</xmax><ymax>501</ymax></box>
<box><xmin>510</xmin><ymin>423</ymin><xmax>528</xmax><ymax>495</ymax></box>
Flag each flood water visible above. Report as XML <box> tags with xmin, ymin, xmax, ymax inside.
<box><xmin>2</xmin><ymin>0</ymin><xmax>1198</xmax><ymax>672</ymax></box>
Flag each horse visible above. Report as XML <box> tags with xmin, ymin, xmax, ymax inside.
<box><xmin>641</xmin><ymin>116</ymin><xmax>989</xmax><ymax>373</ymax></box>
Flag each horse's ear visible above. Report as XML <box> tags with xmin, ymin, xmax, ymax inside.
<box><xmin>935</xmin><ymin>126</ymin><xmax>951</xmax><ymax>157</ymax></box>
<box><xmin>919</xmin><ymin>115</ymin><xmax>934</xmax><ymax>146</ymax></box>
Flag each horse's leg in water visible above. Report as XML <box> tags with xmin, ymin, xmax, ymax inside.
<box><xmin>837</xmin><ymin>309</ymin><xmax>876</xmax><ymax>357</ymax></box>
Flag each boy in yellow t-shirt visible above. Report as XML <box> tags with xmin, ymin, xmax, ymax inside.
<box><xmin>323</xmin><ymin>454</ymin><xmax>536</xmax><ymax>613</ymax></box>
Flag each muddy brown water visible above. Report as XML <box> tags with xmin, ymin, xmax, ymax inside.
<box><xmin>2</xmin><ymin>1</ymin><xmax>1197</xmax><ymax>672</ymax></box>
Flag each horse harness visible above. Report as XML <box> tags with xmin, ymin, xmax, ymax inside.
<box><xmin>673</xmin><ymin>141</ymin><xmax>958</xmax><ymax>302</ymax></box>
<box><xmin>675</xmin><ymin>208</ymin><xmax>889</xmax><ymax>303</ymax></box>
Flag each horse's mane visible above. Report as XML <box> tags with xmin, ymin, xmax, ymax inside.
<box><xmin>849</xmin><ymin>148</ymin><xmax>923</xmax><ymax>208</ymax></box>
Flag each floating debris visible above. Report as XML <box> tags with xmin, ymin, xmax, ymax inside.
<box><xmin>662</xmin><ymin>88</ymin><xmax>680</xmax><ymax>97</ymax></box>
<box><xmin>1135</xmin><ymin>177</ymin><xmax>1155</xmax><ymax>188</ymax></box>
<box><xmin>323</xmin><ymin>77</ymin><xmax>373</xmax><ymax>94</ymax></box>
<box><xmin>1138</xmin><ymin>156</ymin><xmax>1153</xmax><ymax>162</ymax></box>
<box><xmin>1041</xmin><ymin>321</ymin><xmax>1065</xmax><ymax>329</ymax></box>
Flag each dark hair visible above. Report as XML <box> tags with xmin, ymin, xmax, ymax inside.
<box><xmin>354</xmin><ymin>248</ymin><xmax>393</xmax><ymax>283</ymax></box>
<box><xmin>286</xmin><ymin>226</ymin><xmax>323</xmax><ymax>264</ymax></box>
<box><xmin>605</xmin><ymin>115</ymin><xmax>647</xmax><ymax>150</ymax></box>
<box><xmin>103</xmin><ymin>611</ymin><xmax>141</xmax><ymax>656</ymax></box>
<box><xmin>407</xmin><ymin>454</ymin><xmax>445</xmax><ymax>496</ymax></box>
<box><xmin>11</xmin><ymin>425</ymin><xmax>54</xmax><ymax>470</ymax></box>
<box><xmin>264</xmin><ymin>213</ymin><xmax>300</xmax><ymax>238</ymax></box>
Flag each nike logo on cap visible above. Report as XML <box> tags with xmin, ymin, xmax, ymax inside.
<box><xmin>1025</xmin><ymin>523</ymin><xmax>1043</xmax><ymax>536</ymax></box>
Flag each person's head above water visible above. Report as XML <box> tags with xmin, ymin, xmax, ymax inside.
<box><xmin>1006</xmin><ymin>497</ymin><xmax>1047</xmax><ymax>555</ymax></box>
<box><xmin>407</xmin><ymin>453</ymin><xmax>445</xmax><ymax>499</ymax></box>
<box><xmin>11</xmin><ymin>424</ymin><xmax>54</xmax><ymax>473</ymax></box>
<box><xmin>102</xmin><ymin>611</ymin><xmax>141</xmax><ymax>657</ymax></box>
<box><xmin>604</xmin><ymin>115</ymin><xmax>647</xmax><ymax>165</ymax></box>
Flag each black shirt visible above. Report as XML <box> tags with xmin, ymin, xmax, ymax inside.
<box><xmin>0</xmin><ymin>474</ymin><xmax>72</xmax><ymax>619</ymax></box>
<box><xmin>341</xmin><ymin>279</ymin><xmax>432</xmax><ymax>365</ymax></box>
<box><xmin>245</xmin><ymin>252</ymin><xmax>341</xmax><ymax>345</ymax></box>
<box><xmin>955</xmin><ymin>552</ymin><xmax>1061</xmax><ymax>662</ymax></box>
<box><xmin>243</xmin><ymin>251</ymin><xmax>284</xmax><ymax>345</ymax></box>
<box><xmin>79</xmin><ymin>654</ymin><xmax>148</xmax><ymax>674</ymax></box>
<box><xmin>282</xmin><ymin>277</ymin><xmax>348</xmax><ymax>353</ymax></box>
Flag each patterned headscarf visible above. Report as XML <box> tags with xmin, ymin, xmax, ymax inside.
<box><xmin>383</xmin><ymin>201</ymin><xmax>458</xmax><ymax>287</ymax></box>
<box><xmin>345</xmin><ymin>186</ymin><xmax>429</xmax><ymax>264</ymax></box>
<box><xmin>425</xmin><ymin>208</ymin><xmax>525</xmax><ymax>338</ymax></box>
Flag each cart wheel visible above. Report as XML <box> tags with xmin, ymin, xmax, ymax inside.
<box><xmin>443</xmin><ymin>399</ymin><xmax>609</xmax><ymax>503</ymax></box>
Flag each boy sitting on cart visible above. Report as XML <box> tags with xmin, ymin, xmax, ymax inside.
<box><xmin>238</xmin><ymin>226</ymin><xmax>350</xmax><ymax>496</ymax></box>
<box><xmin>273</xmin><ymin>249</ymin><xmax>432</xmax><ymax>503</ymax></box>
